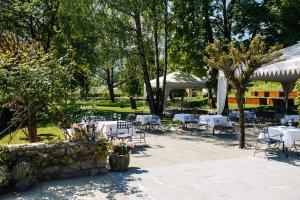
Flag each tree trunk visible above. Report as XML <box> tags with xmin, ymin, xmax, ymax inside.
<box><xmin>108</xmin><ymin>83</ymin><xmax>115</xmax><ymax>103</ymax></box>
<box><xmin>236</xmin><ymin>90</ymin><xmax>245</xmax><ymax>149</ymax></box>
<box><xmin>28</xmin><ymin>111</ymin><xmax>37</xmax><ymax>143</ymax></box>
<box><xmin>160</xmin><ymin>0</ymin><xmax>168</xmax><ymax>114</ymax></box>
<box><xmin>106</xmin><ymin>69</ymin><xmax>115</xmax><ymax>102</ymax></box>
<box><xmin>207</xmin><ymin>88</ymin><xmax>216</xmax><ymax>109</ymax></box>
<box><xmin>152</xmin><ymin>0</ymin><xmax>160</xmax><ymax>112</ymax></box>
<box><xmin>133</xmin><ymin>9</ymin><xmax>157</xmax><ymax>114</ymax></box>
<box><xmin>203</xmin><ymin>1</ymin><xmax>216</xmax><ymax>109</ymax></box>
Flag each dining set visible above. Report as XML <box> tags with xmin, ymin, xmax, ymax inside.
<box><xmin>173</xmin><ymin>113</ymin><xmax>235</xmax><ymax>134</ymax></box>
<box><xmin>254</xmin><ymin>123</ymin><xmax>300</xmax><ymax>158</ymax></box>
<box><xmin>65</xmin><ymin>114</ymin><xmax>163</xmax><ymax>145</ymax></box>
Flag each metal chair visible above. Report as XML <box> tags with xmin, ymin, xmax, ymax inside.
<box><xmin>148</xmin><ymin>115</ymin><xmax>161</xmax><ymax>130</ymax></box>
<box><xmin>104</xmin><ymin>115</ymin><xmax>113</xmax><ymax>121</ymax></box>
<box><xmin>116</xmin><ymin>122</ymin><xmax>133</xmax><ymax>141</ymax></box>
<box><xmin>212</xmin><ymin>119</ymin><xmax>232</xmax><ymax>134</ymax></box>
<box><xmin>132</xmin><ymin>121</ymin><xmax>146</xmax><ymax>146</ymax></box>
<box><xmin>253</xmin><ymin>124</ymin><xmax>283</xmax><ymax>159</ymax></box>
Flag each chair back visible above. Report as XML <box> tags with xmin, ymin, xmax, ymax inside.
<box><xmin>117</xmin><ymin>121</ymin><xmax>132</xmax><ymax>129</ymax></box>
<box><xmin>104</xmin><ymin>115</ymin><xmax>113</xmax><ymax>121</ymax></box>
<box><xmin>255</xmin><ymin>124</ymin><xmax>268</xmax><ymax>138</ymax></box>
<box><xmin>126</xmin><ymin>113</ymin><xmax>136</xmax><ymax>122</ymax></box>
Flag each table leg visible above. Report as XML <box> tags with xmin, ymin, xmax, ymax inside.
<box><xmin>282</xmin><ymin>142</ymin><xmax>285</xmax><ymax>152</ymax></box>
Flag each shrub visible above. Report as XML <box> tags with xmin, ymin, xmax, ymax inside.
<box><xmin>0</xmin><ymin>146</ymin><xmax>14</xmax><ymax>167</ymax></box>
<box><xmin>94</xmin><ymin>137</ymin><xmax>112</xmax><ymax>160</ymax></box>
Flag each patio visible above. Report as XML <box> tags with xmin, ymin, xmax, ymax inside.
<box><xmin>3</xmin><ymin>129</ymin><xmax>300</xmax><ymax>200</ymax></box>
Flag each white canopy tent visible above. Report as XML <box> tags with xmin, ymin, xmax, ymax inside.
<box><xmin>217</xmin><ymin>42</ymin><xmax>300</xmax><ymax>114</ymax></box>
<box><xmin>144</xmin><ymin>71</ymin><xmax>207</xmax><ymax>107</ymax></box>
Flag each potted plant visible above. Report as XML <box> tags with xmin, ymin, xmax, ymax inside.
<box><xmin>13</xmin><ymin>162</ymin><xmax>37</xmax><ymax>192</ymax></box>
<box><xmin>109</xmin><ymin>140</ymin><xmax>134</xmax><ymax>171</ymax></box>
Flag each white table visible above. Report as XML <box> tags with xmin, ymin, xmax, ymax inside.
<box><xmin>94</xmin><ymin>120</ymin><xmax>135</xmax><ymax>137</ymax></box>
<box><xmin>259</xmin><ymin>126</ymin><xmax>300</xmax><ymax>148</ymax></box>
<box><xmin>173</xmin><ymin>114</ymin><xmax>198</xmax><ymax>124</ymax></box>
<box><xmin>229</xmin><ymin>110</ymin><xmax>257</xmax><ymax>120</ymax></box>
<box><xmin>280</xmin><ymin>115</ymin><xmax>299</xmax><ymax>125</ymax></box>
<box><xmin>136</xmin><ymin>115</ymin><xmax>161</xmax><ymax>125</ymax></box>
<box><xmin>199</xmin><ymin>115</ymin><xmax>231</xmax><ymax>128</ymax></box>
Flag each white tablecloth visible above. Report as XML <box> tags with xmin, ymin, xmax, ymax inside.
<box><xmin>229</xmin><ymin>110</ymin><xmax>257</xmax><ymax>120</ymax></box>
<box><xmin>94</xmin><ymin>120</ymin><xmax>135</xmax><ymax>136</ymax></box>
<box><xmin>259</xmin><ymin>126</ymin><xmax>300</xmax><ymax>147</ymax></box>
<box><xmin>136</xmin><ymin>115</ymin><xmax>161</xmax><ymax>125</ymax></box>
<box><xmin>280</xmin><ymin>115</ymin><xmax>299</xmax><ymax>125</ymax></box>
<box><xmin>173</xmin><ymin>114</ymin><xmax>198</xmax><ymax>124</ymax></box>
<box><xmin>199</xmin><ymin>115</ymin><xmax>231</xmax><ymax>127</ymax></box>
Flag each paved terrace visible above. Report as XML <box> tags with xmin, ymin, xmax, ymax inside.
<box><xmin>3</xmin><ymin>127</ymin><xmax>300</xmax><ymax>200</ymax></box>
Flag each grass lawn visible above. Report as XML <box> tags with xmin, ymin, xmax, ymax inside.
<box><xmin>0</xmin><ymin>99</ymin><xmax>150</xmax><ymax>145</ymax></box>
<box><xmin>0</xmin><ymin>124</ymin><xmax>64</xmax><ymax>145</ymax></box>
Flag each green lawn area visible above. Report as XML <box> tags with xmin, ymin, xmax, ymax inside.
<box><xmin>0</xmin><ymin>99</ymin><xmax>150</xmax><ymax>145</ymax></box>
<box><xmin>0</xmin><ymin>124</ymin><xmax>64</xmax><ymax>145</ymax></box>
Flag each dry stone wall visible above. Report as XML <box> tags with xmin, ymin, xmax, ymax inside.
<box><xmin>7</xmin><ymin>141</ymin><xmax>108</xmax><ymax>181</ymax></box>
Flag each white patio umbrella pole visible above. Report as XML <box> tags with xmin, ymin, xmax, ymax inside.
<box><xmin>217</xmin><ymin>71</ymin><xmax>228</xmax><ymax>115</ymax></box>
<box><xmin>281</xmin><ymin>82</ymin><xmax>296</xmax><ymax>115</ymax></box>
<box><xmin>164</xmin><ymin>87</ymin><xmax>171</xmax><ymax>109</ymax></box>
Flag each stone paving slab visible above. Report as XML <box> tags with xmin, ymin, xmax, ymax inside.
<box><xmin>114</xmin><ymin>156</ymin><xmax>300</xmax><ymax>200</ymax></box>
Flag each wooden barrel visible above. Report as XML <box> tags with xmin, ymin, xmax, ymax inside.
<box><xmin>109</xmin><ymin>154</ymin><xmax>130</xmax><ymax>171</ymax></box>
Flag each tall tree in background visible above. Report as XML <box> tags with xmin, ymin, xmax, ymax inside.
<box><xmin>132</xmin><ymin>1</ymin><xmax>157</xmax><ymax>114</ymax></box>
<box><xmin>160</xmin><ymin>0</ymin><xmax>169</xmax><ymax>112</ymax></box>
<box><xmin>151</xmin><ymin>0</ymin><xmax>161</xmax><ymax>111</ymax></box>
<box><xmin>94</xmin><ymin>5</ymin><xmax>133</xmax><ymax>102</ymax></box>
<box><xmin>205</xmin><ymin>37</ymin><xmax>282</xmax><ymax>148</ymax></box>
<box><xmin>54</xmin><ymin>0</ymin><xmax>98</xmax><ymax>98</ymax></box>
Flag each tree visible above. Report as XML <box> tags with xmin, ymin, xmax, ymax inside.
<box><xmin>54</xmin><ymin>0</ymin><xmax>98</xmax><ymax>98</ymax></box>
<box><xmin>205</xmin><ymin>36</ymin><xmax>281</xmax><ymax>148</ymax></box>
<box><xmin>0</xmin><ymin>0</ymin><xmax>59</xmax><ymax>52</ymax></box>
<box><xmin>94</xmin><ymin>4</ymin><xmax>133</xmax><ymax>102</ymax></box>
<box><xmin>159</xmin><ymin>0</ymin><xmax>169</xmax><ymax>112</ymax></box>
<box><xmin>0</xmin><ymin>35</ymin><xmax>73</xmax><ymax>142</ymax></box>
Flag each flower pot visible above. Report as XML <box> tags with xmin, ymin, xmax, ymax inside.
<box><xmin>109</xmin><ymin>154</ymin><xmax>130</xmax><ymax>171</ymax></box>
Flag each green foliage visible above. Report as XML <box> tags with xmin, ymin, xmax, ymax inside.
<box><xmin>169</xmin><ymin>0</ymin><xmax>206</xmax><ymax>76</ymax></box>
<box><xmin>0</xmin><ymin>145</ymin><xmax>14</xmax><ymax>167</ymax></box>
<box><xmin>94</xmin><ymin>137</ymin><xmax>112</xmax><ymax>160</ymax></box>
<box><xmin>205</xmin><ymin>37</ymin><xmax>282</xmax><ymax>92</ymax></box>
<box><xmin>13</xmin><ymin>161</ymin><xmax>37</xmax><ymax>188</ymax></box>
<box><xmin>111</xmin><ymin>140</ymin><xmax>133</xmax><ymax>155</ymax></box>
<box><xmin>0</xmin><ymin>36</ymin><xmax>74</xmax><ymax>141</ymax></box>
<box><xmin>0</xmin><ymin>0</ymin><xmax>59</xmax><ymax>51</ymax></box>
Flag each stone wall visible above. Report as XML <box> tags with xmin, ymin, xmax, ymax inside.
<box><xmin>7</xmin><ymin>141</ymin><xmax>108</xmax><ymax>181</ymax></box>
